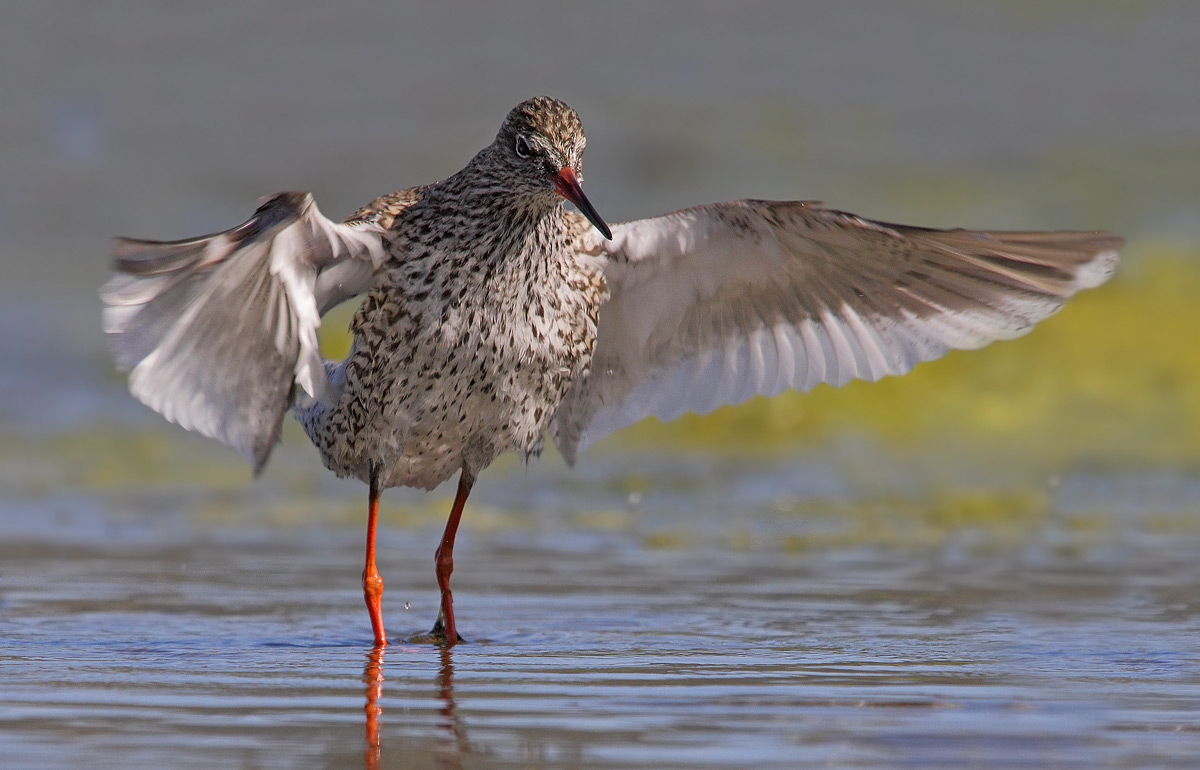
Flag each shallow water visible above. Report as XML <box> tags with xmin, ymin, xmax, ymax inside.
<box><xmin>3</xmin><ymin>457</ymin><xmax>1200</xmax><ymax>769</ymax></box>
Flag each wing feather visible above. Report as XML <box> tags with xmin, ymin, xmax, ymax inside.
<box><xmin>100</xmin><ymin>192</ymin><xmax>386</xmax><ymax>472</ymax></box>
<box><xmin>552</xmin><ymin>200</ymin><xmax>1120</xmax><ymax>462</ymax></box>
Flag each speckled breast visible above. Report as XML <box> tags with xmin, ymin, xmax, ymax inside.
<box><xmin>314</xmin><ymin>231</ymin><xmax>607</xmax><ymax>491</ymax></box>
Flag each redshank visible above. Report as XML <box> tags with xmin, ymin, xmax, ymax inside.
<box><xmin>101</xmin><ymin>96</ymin><xmax>1120</xmax><ymax>647</ymax></box>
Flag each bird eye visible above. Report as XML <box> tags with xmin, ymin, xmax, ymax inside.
<box><xmin>514</xmin><ymin>134</ymin><xmax>533</xmax><ymax>158</ymax></box>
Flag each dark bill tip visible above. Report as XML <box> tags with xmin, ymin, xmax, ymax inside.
<box><xmin>553</xmin><ymin>167</ymin><xmax>612</xmax><ymax>240</ymax></box>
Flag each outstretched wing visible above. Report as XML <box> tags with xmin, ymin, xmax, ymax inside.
<box><xmin>553</xmin><ymin>200</ymin><xmax>1120</xmax><ymax>462</ymax></box>
<box><xmin>101</xmin><ymin>192</ymin><xmax>386</xmax><ymax>473</ymax></box>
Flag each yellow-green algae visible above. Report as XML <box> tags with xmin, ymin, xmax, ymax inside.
<box><xmin>774</xmin><ymin>488</ymin><xmax>1050</xmax><ymax>552</ymax></box>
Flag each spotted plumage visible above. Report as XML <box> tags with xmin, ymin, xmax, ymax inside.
<box><xmin>300</xmin><ymin>159</ymin><xmax>607</xmax><ymax>491</ymax></box>
<box><xmin>101</xmin><ymin>96</ymin><xmax>1121</xmax><ymax>646</ymax></box>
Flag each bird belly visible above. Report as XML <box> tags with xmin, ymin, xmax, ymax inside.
<box><xmin>305</xmin><ymin>266</ymin><xmax>603</xmax><ymax>491</ymax></box>
<box><xmin>378</xmin><ymin>324</ymin><xmax>589</xmax><ymax>490</ymax></box>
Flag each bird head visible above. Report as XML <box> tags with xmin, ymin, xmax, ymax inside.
<box><xmin>497</xmin><ymin>96</ymin><xmax>612</xmax><ymax>240</ymax></box>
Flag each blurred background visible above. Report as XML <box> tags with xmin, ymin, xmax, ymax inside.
<box><xmin>3</xmin><ymin>1</ymin><xmax>1197</xmax><ymax>483</ymax></box>
<box><xmin>2</xmin><ymin>3</ymin><xmax>1200</xmax><ymax>768</ymax></box>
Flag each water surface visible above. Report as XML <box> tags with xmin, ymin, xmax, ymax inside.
<box><xmin>3</xmin><ymin>459</ymin><xmax>1200</xmax><ymax>769</ymax></box>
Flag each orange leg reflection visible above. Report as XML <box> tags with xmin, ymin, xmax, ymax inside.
<box><xmin>361</xmin><ymin>645</ymin><xmax>465</xmax><ymax>770</ymax></box>
<box><xmin>435</xmin><ymin>645</ymin><xmax>466</xmax><ymax>770</ymax></box>
<box><xmin>363</xmin><ymin>646</ymin><xmax>384</xmax><ymax>770</ymax></box>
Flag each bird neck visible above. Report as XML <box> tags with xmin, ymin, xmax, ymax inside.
<box><xmin>424</xmin><ymin>152</ymin><xmax>568</xmax><ymax>261</ymax></box>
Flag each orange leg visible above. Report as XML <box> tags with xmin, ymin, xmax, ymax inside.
<box><xmin>363</xmin><ymin>468</ymin><xmax>387</xmax><ymax>647</ymax></box>
<box><xmin>429</xmin><ymin>470</ymin><xmax>474</xmax><ymax>645</ymax></box>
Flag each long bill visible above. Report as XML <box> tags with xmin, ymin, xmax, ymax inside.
<box><xmin>553</xmin><ymin>167</ymin><xmax>612</xmax><ymax>240</ymax></box>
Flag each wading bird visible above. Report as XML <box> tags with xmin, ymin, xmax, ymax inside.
<box><xmin>102</xmin><ymin>96</ymin><xmax>1120</xmax><ymax>646</ymax></box>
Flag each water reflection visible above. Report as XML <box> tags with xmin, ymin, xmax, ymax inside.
<box><xmin>434</xmin><ymin>646</ymin><xmax>466</xmax><ymax>770</ymax></box>
<box><xmin>362</xmin><ymin>647</ymin><xmax>384</xmax><ymax>770</ymax></box>
<box><xmin>363</xmin><ymin>645</ymin><xmax>465</xmax><ymax>770</ymax></box>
